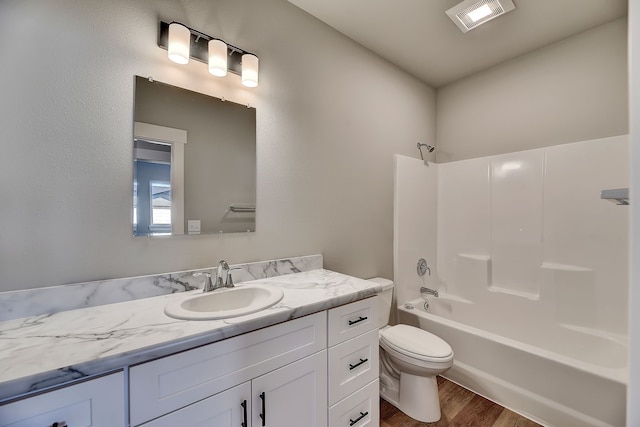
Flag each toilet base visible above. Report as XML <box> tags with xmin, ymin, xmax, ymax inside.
<box><xmin>379</xmin><ymin>371</ymin><xmax>400</xmax><ymax>407</ymax></box>
<box><xmin>380</xmin><ymin>366</ymin><xmax>442</xmax><ymax>423</ymax></box>
<box><xmin>399</xmin><ymin>372</ymin><xmax>441</xmax><ymax>422</ymax></box>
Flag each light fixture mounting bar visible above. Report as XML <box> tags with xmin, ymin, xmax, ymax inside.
<box><xmin>158</xmin><ymin>21</ymin><xmax>253</xmax><ymax>76</ymax></box>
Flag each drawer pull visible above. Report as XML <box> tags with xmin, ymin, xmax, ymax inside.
<box><xmin>259</xmin><ymin>392</ymin><xmax>266</xmax><ymax>426</ymax></box>
<box><xmin>241</xmin><ymin>400</ymin><xmax>248</xmax><ymax>427</ymax></box>
<box><xmin>349</xmin><ymin>358</ymin><xmax>369</xmax><ymax>371</ymax></box>
<box><xmin>349</xmin><ymin>411</ymin><xmax>369</xmax><ymax>426</ymax></box>
<box><xmin>51</xmin><ymin>423</ymin><xmax>67</xmax><ymax>427</ymax></box>
<box><xmin>348</xmin><ymin>316</ymin><xmax>368</xmax><ymax>326</ymax></box>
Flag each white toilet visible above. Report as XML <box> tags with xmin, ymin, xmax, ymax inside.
<box><xmin>369</xmin><ymin>278</ymin><xmax>454</xmax><ymax>423</ymax></box>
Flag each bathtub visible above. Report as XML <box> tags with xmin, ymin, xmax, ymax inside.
<box><xmin>398</xmin><ymin>296</ymin><xmax>627</xmax><ymax>427</ymax></box>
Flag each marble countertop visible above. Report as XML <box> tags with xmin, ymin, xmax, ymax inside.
<box><xmin>0</xmin><ymin>269</ymin><xmax>382</xmax><ymax>402</ymax></box>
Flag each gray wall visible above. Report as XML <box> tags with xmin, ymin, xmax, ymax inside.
<box><xmin>0</xmin><ymin>0</ymin><xmax>436</xmax><ymax>291</ymax></box>
<box><xmin>436</xmin><ymin>18</ymin><xmax>628</xmax><ymax>162</ymax></box>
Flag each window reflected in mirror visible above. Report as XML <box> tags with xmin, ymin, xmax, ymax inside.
<box><xmin>150</xmin><ymin>182</ymin><xmax>172</xmax><ymax>228</ymax></box>
<box><xmin>133</xmin><ymin>139</ymin><xmax>174</xmax><ymax>236</ymax></box>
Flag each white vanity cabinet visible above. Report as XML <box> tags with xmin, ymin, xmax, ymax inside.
<box><xmin>0</xmin><ymin>291</ymin><xmax>381</xmax><ymax>427</ymax></box>
<box><xmin>0</xmin><ymin>371</ymin><xmax>125</xmax><ymax>427</ymax></box>
<box><xmin>327</xmin><ymin>297</ymin><xmax>380</xmax><ymax>427</ymax></box>
<box><xmin>130</xmin><ymin>311</ymin><xmax>327</xmax><ymax>427</ymax></box>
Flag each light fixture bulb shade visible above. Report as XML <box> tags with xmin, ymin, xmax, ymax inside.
<box><xmin>208</xmin><ymin>39</ymin><xmax>228</xmax><ymax>77</ymax></box>
<box><xmin>168</xmin><ymin>23</ymin><xmax>191</xmax><ymax>64</ymax></box>
<box><xmin>241</xmin><ymin>54</ymin><xmax>259</xmax><ymax>87</ymax></box>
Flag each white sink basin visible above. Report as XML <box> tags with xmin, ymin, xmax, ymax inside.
<box><xmin>164</xmin><ymin>285</ymin><xmax>284</xmax><ymax>320</ymax></box>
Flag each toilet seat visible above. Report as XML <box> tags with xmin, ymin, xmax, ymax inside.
<box><xmin>380</xmin><ymin>324</ymin><xmax>453</xmax><ymax>363</ymax></box>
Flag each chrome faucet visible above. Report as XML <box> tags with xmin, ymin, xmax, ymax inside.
<box><xmin>213</xmin><ymin>260</ymin><xmax>235</xmax><ymax>290</ymax></box>
<box><xmin>195</xmin><ymin>260</ymin><xmax>235</xmax><ymax>292</ymax></box>
<box><xmin>420</xmin><ymin>286</ymin><xmax>439</xmax><ymax>297</ymax></box>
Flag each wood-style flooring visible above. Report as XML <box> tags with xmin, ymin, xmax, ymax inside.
<box><xmin>380</xmin><ymin>377</ymin><xmax>542</xmax><ymax>427</ymax></box>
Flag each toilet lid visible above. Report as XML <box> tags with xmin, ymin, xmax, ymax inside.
<box><xmin>380</xmin><ymin>324</ymin><xmax>452</xmax><ymax>359</ymax></box>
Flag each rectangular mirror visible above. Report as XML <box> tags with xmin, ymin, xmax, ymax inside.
<box><xmin>133</xmin><ymin>76</ymin><xmax>256</xmax><ymax>236</ymax></box>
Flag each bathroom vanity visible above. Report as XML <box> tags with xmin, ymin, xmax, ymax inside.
<box><xmin>0</xmin><ymin>263</ymin><xmax>382</xmax><ymax>427</ymax></box>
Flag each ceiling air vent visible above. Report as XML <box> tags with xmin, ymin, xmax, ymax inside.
<box><xmin>446</xmin><ymin>0</ymin><xmax>516</xmax><ymax>33</ymax></box>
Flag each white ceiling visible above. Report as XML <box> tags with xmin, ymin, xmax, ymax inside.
<box><xmin>287</xmin><ymin>0</ymin><xmax>628</xmax><ymax>88</ymax></box>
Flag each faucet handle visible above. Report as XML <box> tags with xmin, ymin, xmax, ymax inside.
<box><xmin>226</xmin><ymin>267</ymin><xmax>244</xmax><ymax>288</ymax></box>
<box><xmin>417</xmin><ymin>258</ymin><xmax>431</xmax><ymax>276</ymax></box>
<box><xmin>194</xmin><ymin>272</ymin><xmax>214</xmax><ymax>292</ymax></box>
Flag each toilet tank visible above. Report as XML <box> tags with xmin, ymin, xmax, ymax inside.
<box><xmin>367</xmin><ymin>277</ymin><xmax>394</xmax><ymax>328</ymax></box>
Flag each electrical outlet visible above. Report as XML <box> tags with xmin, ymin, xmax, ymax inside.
<box><xmin>187</xmin><ymin>220</ymin><xmax>201</xmax><ymax>235</ymax></box>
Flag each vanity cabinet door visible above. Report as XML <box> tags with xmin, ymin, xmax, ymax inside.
<box><xmin>140</xmin><ymin>382</ymin><xmax>251</xmax><ymax>427</ymax></box>
<box><xmin>0</xmin><ymin>372</ymin><xmax>125</xmax><ymax>427</ymax></box>
<box><xmin>252</xmin><ymin>350</ymin><xmax>327</xmax><ymax>427</ymax></box>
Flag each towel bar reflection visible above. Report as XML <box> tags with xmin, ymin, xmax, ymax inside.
<box><xmin>229</xmin><ymin>205</ymin><xmax>256</xmax><ymax>213</ymax></box>
<box><xmin>600</xmin><ymin>188</ymin><xmax>629</xmax><ymax>205</ymax></box>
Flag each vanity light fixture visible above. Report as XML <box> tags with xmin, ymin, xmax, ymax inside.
<box><xmin>241</xmin><ymin>54</ymin><xmax>259</xmax><ymax>88</ymax></box>
<box><xmin>167</xmin><ymin>23</ymin><xmax>191</xmax><ymax>64</ymax></box>
<box><xmin>208</xmin><ymin>39</ymin><xmax>228</xmax><ymax>77</ymax></box>
<box><xmin>446</xmin><ymin>0</ymin><xmax>516</xmax><ymax>33</ymax></box>
<box><xmin>159</xmin><ymin>21</ymin><xmax>259</xmax><ymax>87</ymax></box>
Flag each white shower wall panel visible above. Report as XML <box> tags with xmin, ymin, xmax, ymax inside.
<box><xmin>432</xmin><ymin>135</ymin><xmax>629</xmax><ymax>336</ymax></box>
<box><xmin>490</xmin><ymin>151</ymin><xmax>544</xmax><ymax>298</ymax></box>
<box><xmin>436</xmin><ymin>157</ymin><xmax>490</xmax><ymax>299</ymax></box>
<box><xmin>542</xmin><ymin>136</ymin><xmax>629</xmax><ymax>335</ymax></box>
<box><xmin>393</xmin><ymin>156</ymin><xmax>438</xmax><ymax>307</ymax></box>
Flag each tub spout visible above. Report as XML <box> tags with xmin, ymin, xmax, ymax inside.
<box><xmin>420</xmin><ymin>286</ymin><xmax>439</xmax><ymax>297</ymax></box>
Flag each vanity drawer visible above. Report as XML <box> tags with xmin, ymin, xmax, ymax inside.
<box><xmin>328</xmin><ymin>328</ymin><xmax>379</xmax><ymax>405</ymax></box>
<box><xmin>329</xmin><ymin>379</ymin><xmax>379</xmax><ymax>427</ymax></box>
<box><xmin>129</xmin><ymin>311</ymin><xmax>326</xmax><ymax>426</ymax></box>
<box><xmin>0</xmin><ymin>372</ymin><xmax>125</xmax><ymax>427</ymax></box>
<box><xmin>328</xmin><ymin>296</ymin><xmax>378</xmax><ymax>347</ymax></box>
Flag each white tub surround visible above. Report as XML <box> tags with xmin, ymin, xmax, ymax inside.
<box><xmin>0</xmin><ymin>255</ymin><xmax>323</xmax><ymax>322</ymax></box>
<box><xmin>0</xmin><ymin>267</ymin><xmax>381</xmax><ymax>403</ymax></box>
<box><xmin>394</xmin><ymin>136</ymin><xmax>629</xmax><ymax>426</ymax></box>
<box><xmin>435</xmin><ymin>136</ymin><xmax>629</xmax><ymax>335</ymax></box>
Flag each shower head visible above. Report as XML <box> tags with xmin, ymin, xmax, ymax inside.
<box><xmin>417</xmin><ymin>143</ymin><xmax>435</xmax><ymax>160</ymax></box>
